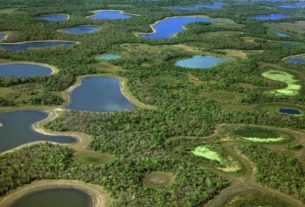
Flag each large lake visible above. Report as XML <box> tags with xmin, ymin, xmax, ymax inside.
<box><xmin>67</xmin><ymin>77</ymin><xmax>134</xmax><ymax>112</ymax></box>
<box><xmin>0</xmin><ymin>110</ymin><xmax>76</xmax><ymax>153</ymax></box>
<box><xmin>140</xmin><ymin>16</ymin><xmax>212</xmax><ymax>40</ymax></box>
<box><xmin>0</xmin><ymin>63</ymin><xmax>52</xmax><ymax>78</ymax></box>
<box><xmin>88</xmin><ymin>10</ymin><xmax>132</xmax><ymax>20</ymax></box>
<box><xmin>7</xmin><ymin>188</ymin><xmax>92</xmax><ymax>207</ymax></box>
<box><xmin>0</xmin><ymin>41</ymin><xmax>75</xmax><ymax>51</ymax></box>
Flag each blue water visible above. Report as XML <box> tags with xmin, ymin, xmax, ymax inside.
<box><xmin>88</xmin><ymin>10</ymin><xmax>132</xmax><ymax>20</ymax></box>
<box><xmin>60</xmin><ymin>26</ymin><xmax>100</xmax><ymax>34</ymax></box>
<box><xmin>0</xmin><ymin>33</ymin><xmax>5</xmax><ymax>40</ymax></box>
<box><xmin>98</xmin><ymin>54</ymin><xmax>122</xmax><ymax>61</ymax></box>
<box><xmin>275</xmin><ymin>32</ymin><xmax>290</xmax><ymax>37</ymax></box>
<box><xmin>252</xmin><ymin>13</ymin><xmax>291</xmax><ymax>20</ymax></box>
<box><xmin>279</xmin><ymin>108</ymin><xmax>301</xmax><ymax>115</ymax></box>
<box><xmin>0</xmin><ymin>63</ymin><xmax>52</xmax><ymax>78</ymax></box>
<box><xmin>39</xmin><ymin>14</ymin><xmax>68</xmax><ymax>22</ymax></box>
<box><xmin>67</xmin><ymin>77</ymin><xmax>134</xmax><ymax>112</ymax></box>
<box><xmin>280</xmin><ymin>3</ymin><xmax>305</xmax><ymax>9</ymax></box>
<box><xmin>140</xmin><ymin>16</ymin><xmax>212</xmax><ymax>40</ymax></box>
<box><xmin>0</xmin><ymin>110</ymin><xmax>76</xmax><ymax>153</ymax></box>
<box><xmin>175</xmin><ymin>55</ymin><xmax>228</xmax><ymax>69</ymax></box>
<box><xmin>287</xmin><ymin>57</ymin><xmax>305</xmax><ymax>63</ymax></box>
<box><xmin>0</xmin><ymin>41</ymin><xmax>75</xmax><ymax>51</ymax></box>
<box><xmin>195</xmin><ymin>2</ymin><xmax>227</xmax><ymax>10</ymax></box>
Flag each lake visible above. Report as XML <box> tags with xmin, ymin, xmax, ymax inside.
<box><xmin>0</xmin><ymin>110</ymin><xmax>76</xmax><ymax>153</ymax></box>
<box><xmin>7</xmin><ymin>188</ymin><xmax>92</xmax><ymax>207</ymax></box>
<box><xmin>0</xmin><ymin>41</ymin><xmax>75</xmax><ymax>51</ymax></box>
<box><xmin>175</xmin><ymin>55</ymin><xmax>228</xmax><ymax>69</ymax></box>
<box><xmin>252</xmin><ymin>13</ymin><xmax>291</xmax><ymax>21</ymax></box>
<box><xmin>0</xmin><ymin>63</ymin><xmax>52</xmax><ymax>78</ymax></box>
<box><xmin>59</xmin><ymin>26</ymin><xmax>100</xmax><ymax>34</ymax></box>
<box><xmin>67</xmin><ymin>77</ymin><xmax>134</xmax><ymax>112</ymax></box>
<box><xmin>97</xmin><ymin>54</ymin><xmax>122</xmax><ymax>61</ymax></box>
<box><xmin>88</xmin><ymin>10</ymin><xmax>132</xmax><ymax>20</ymax></box>
<box><xmin>39</xmin><ymin>14</ymin><xmax>68</xmax><ymax>22</ymax></box>
<box><xmin>140</xmin><ymin>16</ymin><xmax>212</xmax><ymax>40</ymax></box>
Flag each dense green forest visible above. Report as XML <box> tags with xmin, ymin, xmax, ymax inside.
<box><xmin>1</xmin><ymin>0</ymin><xmax>305</xmax><ymax>206</ymax></box>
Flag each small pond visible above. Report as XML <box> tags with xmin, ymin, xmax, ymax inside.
<box><xmin>0</xmin><ymin>63</ymin><xmax>53</xmax><ymax>78</ymax></box>
<box><xmin>0</xmin><ymin>110</ymin><xmax>76</xmax><ymax>153</ymax></box>
<box><xmin>275</xmin><ymin>32</ymin><xmax>290</xmax><ymax>37</ymax></box>
<box><xmin>0</xmin><ymin>33</ymin><xmax>6</xmax><ymax>40</ymax></box>
<box><xmin>39</xmin><ymin>14</ymin><xmax>68</xmax><ymax>22</ymax></box>
<box><xmin>67</xmin><ymin>77</ymin><xmax>134</xmax><ymax>112</ymax></box>
<box><xmin>175</xmin><ymin>55</ymin><xmax>229</xmax><ymax>69</ymax></box>
<box><xmin>88</xmin><ymin>10</ymin><xmax>133</xmax><ymax>20</ymax></box>
<box><xmin>287</xmin><ymin>57</ymin><xmax>305</xmax><ymax>63</ymax></box>
<box><xmin>0</xmin><ymin>41</ymin><xmax>75</xmax><ymax>51</ymax></box>
<box><xmin>60</xmin><ymin>25</ymin><xmax>100</xmax><ymax>34</ymax></box>
<box><xmin>279</xmin><ymin>108</ymin><xmax>301</xmax><ymax>115</ymax></box>
<box><xmin>252</xmin><ymin>13</ymin><xmax>291</xmax><ymax>21</ymax></box>
<box><xmin>97</xmin><ymin>54</ymin><xmax>122</xmax><ymax>61</ymax></box>
<box><xmin>7</xmin><ymin>188</ymin><xmax>92</xmax><ymax>207</ymax></box>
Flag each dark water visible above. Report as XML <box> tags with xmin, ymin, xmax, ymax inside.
<box><xmin>0</xmin><ymin>110</ymin><xmax>76</xmax><ymax>153</ymax></box>
<box><xmin>140</xmin><ymin>16</ymin><xmax>212</xmax><ymax>40</ymax></box>
<box><xmin>252</xmin><ymin>13</ymin><xmax>291</xmax><ymax>20</ymax></box>
<box><xmin>279</xmin><ymin>108</ymin><xmax>301</xmax><ymax>115</ymax></box>
<box><xmin>0</xmin><ymin>41</ymin><xmax>75</xmax><ymax>51</ymax></box>
<box><xmin>0</xmin><ymin>63</ymin><xmax>52</xmax><ymax>78</ymax></box>
<box><xmin>40</xmin><ymin>14</ymin><xmax>68</xmax><ymax>22</ymax></box>
<box><xmin>8</xmin><ymin>188</ymin><xmax>92</xmax><ymax>207</ymax></box>
<box><xmin>88</xmin><ymin>10</ymin><xmax>132</xmax><ymax>19</ymax></box>
<box><xmin>60</xmin><ymin>26</ymin><xmax>100</xmax><ymax>34</ymax></box>
<box><xmin>67</xmin><ymin>77</ymin><xmax>134</xmax><ymax>112</ymax></box>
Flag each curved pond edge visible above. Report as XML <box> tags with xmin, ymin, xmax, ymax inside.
<box><xmin>137</xmin><ymin>15</ymin><xmax>212</xmax><ymax>39</ymax></box>
<box><xmin>0</xmin><ymin>108</ymin><xmax>89</xmax><ymax>155</ymax></box>
<box><xmin>0</xmin><ymin>180</ymin><xmax>111</xmax><ymax>207</ymax></box>
<box><xmin>64</xmin><ymin>74</ymin><xmax>156</xmax><ymax>110</ymax></box>
<box><xmin>86</xmin><ymin>9</ymin><xmax>141</xmax><ymax>18</ymax></box>
<box><xmin>0</xmin><ymin>61</ymin><xmax>59</xmax><ymax>76</ymax></box>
